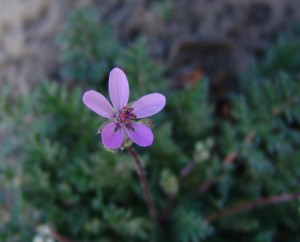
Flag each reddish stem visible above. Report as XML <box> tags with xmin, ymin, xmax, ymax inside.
<box><xmin>180</xmin><ymin>160</ymin><xmax>195</xmax><ymax>178</ymax></box>
<box><xmin>127</xmin><ymin>146</ymin><xmax>158</xmax><ymax>224</ymax></box>
<box><xmin>207</xmin><ymin>192</ymin><xmax>300</xmax><ymax>222</ymax></box>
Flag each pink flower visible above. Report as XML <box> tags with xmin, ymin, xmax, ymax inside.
<box><xmin>82</xmin><ymin>67</ymin><xmax>166</xmax><ymax>149</ymax></box>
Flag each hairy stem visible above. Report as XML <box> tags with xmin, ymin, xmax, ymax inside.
<box><xmin>207</xmin><ymin>192</ymin><xmax>300</xmax><ymax>222</ymax></box>
<box><xmin>127</xmin><ymin>146</ymin><xmax>158</xmax><ymax>224</ymax></box>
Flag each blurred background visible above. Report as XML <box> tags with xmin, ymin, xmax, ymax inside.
<box><xmin>1</xmin><ymin>0</ymin><xmax>300</xmax><ymax>241</ymax></box>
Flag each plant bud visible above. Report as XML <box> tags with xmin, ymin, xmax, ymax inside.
<box><xmin>160</xmin><ymin>169</ymin><xmax>179</xmax><ymax>196</ymax></box>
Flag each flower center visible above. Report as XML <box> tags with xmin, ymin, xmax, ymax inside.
<box><xmin>117</xmin><ymin>106</ymin><xmax>137</xmax><ymax>124</ymax></box>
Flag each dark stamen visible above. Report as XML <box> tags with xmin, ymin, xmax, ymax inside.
<box><xmin>118</xmin><ymin>106</ymin><xmax>137</xmax><ymax>124</ymax></box>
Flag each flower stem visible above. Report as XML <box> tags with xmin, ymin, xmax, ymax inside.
<box><xmin>127</xmin><ymin>146</ymin><xmax>158</xmax><ymax>224</ymax></box>
<box><xmin>207</xmin><ymin>192</ymin><xmax>300</xmax><ymax>222</ymax></box>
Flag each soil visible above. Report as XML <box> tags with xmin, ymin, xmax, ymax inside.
<box><xmin>1</xmin><ymin>0</ymin><xmax>300</xmax><ymax>95</ymax></box>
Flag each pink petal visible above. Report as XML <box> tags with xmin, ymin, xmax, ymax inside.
<box><xmin>83</xmin><ymin>90</ymin><xmax>115</xmax><ymax>118</ymax></box>
<box><xmin>102</xmin><ymin>122</ymin><xmax>125</xmax><ymax>149</ymax></box>
<box><xmin>125</xmin><ymin>123</ymin><xmax>154</xmax><ymax>147</ymax></box>
<box><xmin>131</xmin><ymin>93</ymin><xmax>166</xmax><ymax>118</ymax></box>
<box><xmin>109</xmin><ymin>67</ymin><xmax>129</xmax><ymax>111</ymax></box>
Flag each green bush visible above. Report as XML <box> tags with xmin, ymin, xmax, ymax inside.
<box><xmin>58</xmin><ymin>7</ymin><xmax>121</xmax><ymax>84</ymax></box>
<box><xmin>1</xmin><ymin>6</ymin><xmax>300</xmax><ymax>242</ymax></box>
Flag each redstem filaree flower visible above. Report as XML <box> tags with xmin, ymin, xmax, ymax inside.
<box><xmin>82</xmin><ymin>67</ymin><xmax>166</xmax><ymax>149</ymax></box>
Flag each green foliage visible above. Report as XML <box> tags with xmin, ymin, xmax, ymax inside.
<box><xmin>227</xmin><ymin>75</ymin><xmax>300</xmax><ymax>201</ymax></box>
<box><xmin>0</xmin><ymin>85</ymin><xmax>36</xmax><ymax>241</ymax></box>
<box><xmin>19</xmin><ymin>81</ymin><xmax>151</xmax><ymax>241</ymax></box>
<box><xmin>58</xmin><ymin>7</ymin><xmax>121</xmax><ymax>84</ymax></box>
<box><xmin>235</xmin><ymin>75</ymin><xmax>300</xmax><ymax>155</ymax></box>
<box><xmin>168</xmin><ymin>79</ymin><xmax>213</xmax><ymax>152</ymax></box>
<box><xmin>173</xmin><ymin>209</ymin><xmax>213</xmax><ymax>242</ymax></box>
<box><xmin>1</xmin><ymin>6</ymin><xmax>300</xmax><ymax>242</ymax></box>
<box><xmin>117</xmin><ymin>38</ymin><xmax>166</xmax><ymax>99</ymax></box>
<box><xmin>250</xmin><ymin>26</ymin><xmax>300</xmax><ymax>77</ymax></box>
<box><xmin>214</xmin><ymin>30</ymin><xmax>300</xmax><ymax>241</ymax></box>
<box><xmin>151</xmin><ymin>0</ymin><xmax>176</xmax><ymax>22</ymax></box>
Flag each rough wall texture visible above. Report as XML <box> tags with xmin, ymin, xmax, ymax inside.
<box><xmin>1</xmin><ymin>0</ymin><xmax>300</xmax><ymax>94</ymax></box>
<box><xmin>0</xmin><ymin>0</ymin><xmax>87</xmax><ymax>94</ymax></box>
